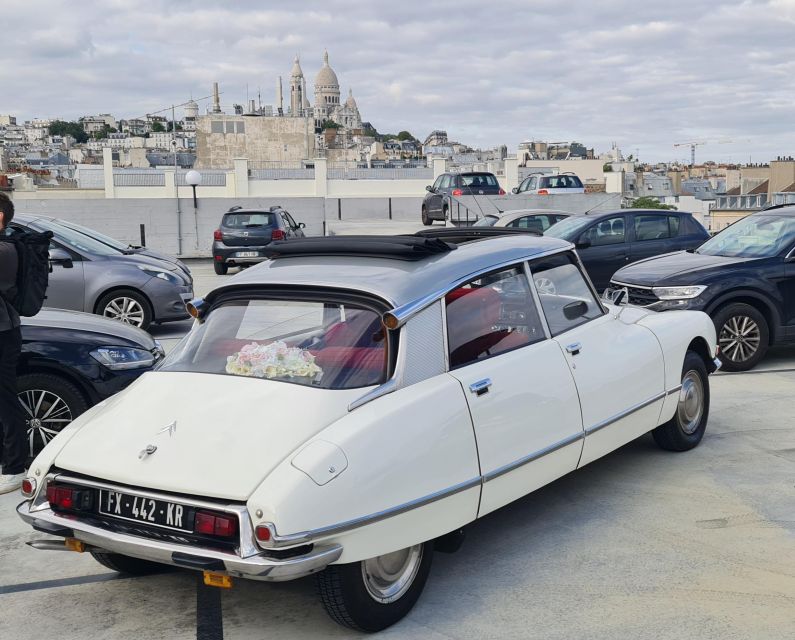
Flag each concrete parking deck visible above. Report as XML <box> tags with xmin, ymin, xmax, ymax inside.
<box><xmin>2</xmin><ymin>263</ymin><xmax>794</xmax><ymax>639</ymax></box>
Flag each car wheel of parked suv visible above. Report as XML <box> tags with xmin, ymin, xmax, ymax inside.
<box><xmin>213</xmin><ymin>261</ymin><xmax>229</xmax><ymax>275</ymax></box>
<box><xmin>713</xmin><ymin>303</ymin><xmax>769</xmax><ymax>372</ymax></box>
<box><xmin>96</xmin><ymin>289</ymin><xmax>153</xmax><ymax>330</ymax></box>
<box><xmin>421</xmin><ymin>206</ymin><xmax>432</xmax><ymax>226</ymax></box>
<box><xmin>17</xmin><ymin>373</ymin><xmax>88</xmax><ymax>461</ymax></box>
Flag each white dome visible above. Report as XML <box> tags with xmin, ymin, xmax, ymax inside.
<box><xmin>345</xmin><ymin>89</ymin><xmax>357</xmax><ymax>110</ymax></box>
<box><xmin>314</xmin><ymin>50</ymin><xmax>339</xmax><ymax>88</ymax></box>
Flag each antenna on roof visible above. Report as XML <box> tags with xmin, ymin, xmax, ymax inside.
<box><xmin>583</xmin><ymin>192</ymin><xmax>622</xmax><ymax>215</ymax></box>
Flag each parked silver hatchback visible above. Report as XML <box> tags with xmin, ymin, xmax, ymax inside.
<box><xmin>9</xmin><ymin>214</ymin><xmax>193</xmax><ymax>330</ymax></box>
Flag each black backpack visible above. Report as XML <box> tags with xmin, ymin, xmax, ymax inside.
<box><xmin>0</xmin><ymin>230</ymin><xmax>53</xmax><ymax>317</ymax></box>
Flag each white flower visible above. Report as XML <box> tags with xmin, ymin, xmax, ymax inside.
<box><xmin>226</xmin><ymin>341</ymin><xmax>322</xmax><ymax>380</ymax></box>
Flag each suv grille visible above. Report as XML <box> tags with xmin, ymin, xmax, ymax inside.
<box><xmin>615</xmin><ymin>284</ymin><xmax>659</xmax><ymax>306</ymax></box>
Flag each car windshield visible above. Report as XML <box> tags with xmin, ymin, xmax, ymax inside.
<box><xmin>54</xmin><ymin>219</ymin><xmax>131</xmax><ymax>251</ymax></box>
<box><xmin>32</xmin><ymin>219</ymin><xmax>122</xmax><ymax>256</ymax></box>
<box><xmin>461</xmin><ymin>174</ymin><xmax>498</xmax><ymax>187</ymax></box>
<box><xmin>543</xmin><ymin>215</ymin><xmax>593</xmax><ymax>241</ymax></box>
<box><xmin>696</xmin><ymin>214</ymin><xmax>795</xmax><ymax>258</ymax></box>
<box><xmin>223</xmin><ymin>212</ymin><xmax>275</xmax><ymax>228</ymax></box>
<box><xmin>158</xmin><ymin>298</ymin><xmax>388</xmax><ymax>389</ymax></box>
<box><xmin>473</xmin><ymin>215</ymin><xmax>499</xmax><ymax>227</ymax></box>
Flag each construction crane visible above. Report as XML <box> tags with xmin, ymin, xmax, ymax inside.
<box><xmin>673</xmin><ymin>139</ymin><xmax>737</xmax><ymax>167</ymax></box>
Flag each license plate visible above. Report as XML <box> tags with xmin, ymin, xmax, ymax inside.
<box><xmin>235</xmin><ymin>251</ymin><xmax>259</xmax><ymax>258</ymax></box>
<box><xmin>98</xmin><ymin>490</ymin><xmax>194</xmax><ymax>532</ymax></box>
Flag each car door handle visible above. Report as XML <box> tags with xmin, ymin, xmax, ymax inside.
<box><xmin>469</xmin><ymin>378</ymin><xmax>492</xmax><ymax>396</ymax></box>
<box><xmin>566</xmin><ymin>342</ymin><xmax>582</xmax><ymax>355</ymax></box>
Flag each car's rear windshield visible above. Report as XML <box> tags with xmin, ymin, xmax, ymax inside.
<box><xmin>158</xmin><ymin>298</ymin><xmax>387</xmax><ymax>389</ymax></box>
<box><xmin>473</xmin><ymin>215</ymin><xmax>499</xmax><ymax>227</ymax></box>
<box><xmin>223</xmin><ymin>212</ymin><xmax>275</xmax><ymax>228</ymax></box>
<box><xmin>461</xmin><ymin>173</ymin><xmax>498</xmax><ymax>187</ymax></box>
<box><xmin>696</xmin><ymin>214</ymin><xmax>795</xmax><ymax>258</ymax></box>
<box><xmin>540</xmin><ymin>175</ymin><xmax>583</xmax><ymax>188</ymax></box>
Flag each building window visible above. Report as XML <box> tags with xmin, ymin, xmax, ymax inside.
<box><xmin>225</xmin><ymin>122</ymin><xmax>235</xmax><ymax>134</ymax></box>
<box><xmin>235</xmin><ymin>121</ymin><xmax>245</xmax><ymax>134</ymax></box>
<box><xmin>210</xmin><ymin>121</ymin><xmax>224</xmax><ymax>134</ymax></box>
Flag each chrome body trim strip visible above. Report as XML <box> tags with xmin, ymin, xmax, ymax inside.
<box><xmin>524</xmin><ymin>261</ymin><xmax>552</xmax><ymax>339</ymax></box>
<box><xmin>610</xmin><ymin>280</ymin><xmax>652</xmax><ymax>290</ymax></box>
<box><xmin>17</xmin><ymin>500</ymin><xmax>341</xmax><ymax>582</ymax></box>
<box><xmin>348</xmin><ymin>378</ymin><xmax>398</xmax><ymax>412</ymax></box>
<box><xmin>584</xmin><ymin>391</ymin><xmax>667</xmax><ymax>436</ymax></box>
<box><xmin>482</xmin><ymin>431</ymin><xmax>584</xmax><ymax>483</ymax></box>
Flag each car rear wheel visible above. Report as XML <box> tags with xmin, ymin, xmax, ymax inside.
<box><xmin>96</xmin><ymin>289</ymin><xmax>153</xmax><ymax>330</ymax></box>
<box><xmin>713</xmin><ymin>303</ymin><xmax>768</xmax><ymax>371</ymax></box>
<box><xmin>213</xmin><ymin>261</ymin><xmax>229</xmax><ymax>275</ymax></box>
<box><xmin>90</xmin><ymin>551</ymin><xmax>167</xmax><ymax>575</ymax></box>
<box><xmin>16</xmin><ymin>373</ymin><xmax>88</xmax><ymax>462</ymax></box>
<box><xmin>421</xmin><ymin>206</ymin><xmax>432</xmax><ymax>226</ymax></box>
<box><xmin>316</xmin><ymin>542</ymin><xmax>433</xmax><ymax>632</ymax></box>
<box><xmin>652</xmin><ymin>350</ymin><xmax>710</xmax><ymax>451</ymax></box>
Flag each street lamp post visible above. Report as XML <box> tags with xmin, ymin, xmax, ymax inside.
<box><xmin>185</xmin><ymin>170</ymin><xmax>202</xmax><ymax>251</ymax></box>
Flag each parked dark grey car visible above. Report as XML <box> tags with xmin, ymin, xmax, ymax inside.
<box><xmin>545</xmin><ymin>208</ymin><xmax>710</xmax><ymax>291</ymax></box>
<box><xmin>10</xmin><ymin>215</ymin><xmax>193</xmax><ymax>330</ymax></box>
<box><xmin>422</xmin><ymin>172</ymin><xmax>505</xmax><ymax>225</ymax></box>
<box><xmin>212</xmin><ymin>205</ymin><xmax>305</xmax><ymax>275</ymax></box>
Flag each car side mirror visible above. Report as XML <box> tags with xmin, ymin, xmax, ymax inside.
<box><xmin>575</xmin><ymin>237</ymin><xmax>592</xmax><ymax>250</ymax></box>
<box><xmin>563</xmin><ymin>300</ymin><xmax>589</xmax><ymax>321</ymax></box>
<box><xmin>425</xmin><ymin>185</ymin><xmax>434</xmax><ymax>193</ymax></box>
<box><xmin>298</xmin><ymin>222</ymin><xmax>306</xmax><ymax>229</ymax></box>
<box><xmin>602</xmin><ymin>287</ymin><xmax>628</xmax><ymax>306</ymax></box>
<box><xmin>511</xmin><ymin>187</ymin><xmax>519</xmax><ymax>194</ymax></box>
<box><xmin>48</xmin><ymin>247</ymin><xmax>73</xmax><ymax>269</ymax></box>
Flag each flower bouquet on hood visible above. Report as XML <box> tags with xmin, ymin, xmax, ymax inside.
<box><xmin>226</xmin><ymin>340</ymin><xmax>322</xmax><ymax>380</ymax></box>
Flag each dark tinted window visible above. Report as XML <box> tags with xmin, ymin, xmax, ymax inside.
<box><xmin>461</xmin><ymin>173</ymin><xmax>498</xmax><ymax>187</ymax></box>
<box><xmin>669</xmin><ymin>215</ymin><xmax>681</xmax><ymax>237</ymax></box>
<box><xmin>446</xmin><ymin>266</ymin><xmax>545</xmax><ymax>368</ymax></box>
<box><xmin>439</xmin><ymin>175</ymin><xmax>452</xmax><ymax>189</ymax></box>
<box><xmin>432</xmin><ymin>176</ymin><xmax>443</xmax><ymax>190</ymax></box>
<box><xmin>530</xmin><ymin>253</ymin><xmax>603</xmax><ymax>336</ymax></box>
<box><xmin>540</xmin><ymin>175</ymin><xmax>583</xmax><ymax>189</ymax></box>
<box><xmin>582</xmin><ymin>216</ymin><xmax>625</xmax><ymax>246</ymax></box>
<box><xmin>507</xmin><ymin>215</ymin><xmax>555</xmax><ymax>232</ymax></box>
<box><xmin>634</xmin><ymin>214</ymin><xmax>671</xmax><ymax>241</ymax></box>
<box><xmin>223</xmin><ymin>212</ymin><xmax>275</xmax><ymax>228</ymax></box>
<box><xmin>473</xmin><ymin>215</ymin><xmax>499</xmax><ymax>227</ymax></box>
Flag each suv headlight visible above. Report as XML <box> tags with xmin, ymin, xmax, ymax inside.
<box><xmin>90</xmin><ymin>347</ymin><xmax>155</xmax><ymax>370</ymax></box>
<box><xmin>652</xmin><ymin>285</ymin><xmax>707</xmax><ymax>300</ymax></box>
<box><xmin>138</xmin><ymin>265</ymin><xmax>183</xmax><ymax>285</ymax></box>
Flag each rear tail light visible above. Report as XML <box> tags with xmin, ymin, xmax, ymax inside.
<box><xmin>213</xmin><ymin>229</ymin><xmax>222</xmax><ymax>241</ymax></box>
<box><xmin>255</xmin><ymin>525</ymin><xmax>272</xmax><ymax>543</ymax></box>
<box><xmin>271</xmin><ymin>229</ymin><xmax>286</xmax><ymax>241</ymax></box>
<box><xmin>498</xmin><ymin>188</ymin><xmax>506</xmax><ymax>195</ymax></box>
<box><xmin>21</xmin><ymin>477</ymin><xmax>36</xmax><ymax>498</ymax></box>
<box><xmin>194</xmin><ymin>510</ymin><xmax>238</xmax><ymax>538</ymax></box>
<box><xmin>451</xmin><ymin>188</ymin><xmax>463</xmax><ymax>196</ymax></box>
<box><xmin>538</xmin><ymin>189</ymin><xmax>549</xmax><ymax>195</ymax></box>
<box><xmin>46</xmin><ymin>484</ymin><xmax>93</xmax><ymax>511</ymax></box>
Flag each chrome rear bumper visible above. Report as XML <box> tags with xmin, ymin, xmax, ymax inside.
<box><xmin>17</xmin><ymin>500</ymin><xmax>342</xmax><ymax>582</ymax></box>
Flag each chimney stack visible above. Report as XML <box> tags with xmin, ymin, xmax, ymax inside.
<box><xmin>212</xmin><ymin>82</ymin><xmax>221</xmax><ymax>114</ymax></box>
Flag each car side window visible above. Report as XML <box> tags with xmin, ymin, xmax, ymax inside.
<box><xmin>669</xmin><ymin>215</ymin><xmax>681</xmax><ymax>236</ymax></box>
<box><xmin>581</xmin><ymin>216</ymin><xmax>625</xmax><ymax>246</ymax></box>
<box><xmin>283</xmin><ymin>212</ymin><xmax>298</xmax><ymax>228</ymax></box>
<box><xmin>518</xmin><ymin>178</ymin><xmax>530</xmax><ymax>192</ymax></box>
<box><xmin>432</xmin><ymin>176</ymin><xmax>443</xmax><ymax>191</ymax></box>
<box><xmin>634</xmin><ymin>214</ymin><xmax>671</xmax><ymax>241</ymax></box>
<box><xmin>528</xmin><ymin>177</ymin><xmax>537</xmax><ymax>190</ymax></box>
<box><xmin>439</xmin><ymin>175</ymin><xmax>451</xmax><ymax>189</ymax></box>
<box><xmin>530</xmin><ymin>253</ymin><xmax>604</xmax><ymax>336</ymax></box>
<box><xmin>445</xmin><ymin>265</ymin><xmax>546</xmax><ymax>369</ymax></box>
<box><xmin>508</xmin><ymin>215</ymin><xmax>546</xmax><ymax>233</ymax></box>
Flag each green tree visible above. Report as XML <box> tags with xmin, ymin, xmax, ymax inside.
<box><xmin>603</xmin><ymin>163</ymin><xmax>613</xmax><ymax>172</ymax></box>
<box><xmin>630</xmin><ymin>196</ymin><xmax>677</xmax><ymax>210</ymax></box>
<box><xmin>48</xmin><ymin>120</ymin><xmax>88</xmax><ymax>143</ymax></box>
<box><xmin>319</xmin><ymin>119</ymin><xmax>341</xmax><ymax>130</ymax></box>
<box><xmin>396</xmin><ymin>130</ymin><xmax>417</xmax><ymax>142</ymax></box>
<box><xmin>92</xmin><ymin>124</ymin><xmax>117</xmax><ymax>140</ymax></box>
<box><xmin>151</xmin><ymin>121</ymin><xmax>166</xmax><ymax>133</ymax></box>
<box><xmin>166</xmin><ymin>121</ymin><xmax>183</xmax><ymax>132</ymax></box>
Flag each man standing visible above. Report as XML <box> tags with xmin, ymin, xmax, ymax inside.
<box><xmin>0</xmin><ymin>192</ymin><xmax>26</xmax><ymax>493</ymax></box>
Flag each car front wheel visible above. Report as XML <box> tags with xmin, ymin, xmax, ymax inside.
<box><xmin>316</xmin><ymin>542</ymin><xmax>433</xmax><ymax>632</ymax></box>
<box><xmin>96</xmin><ymin>289</ymin><xmax>153</xmax><ymax>330</ymax></box>
<box><xmin>421</xmin><ymin>206</ymin><xmax>432</xmax><ymax>226</ymax></box>
<box><xmin>713</xmin><ymin>302</ymin><xmax>769</xmax><ymax>371</ymax></box>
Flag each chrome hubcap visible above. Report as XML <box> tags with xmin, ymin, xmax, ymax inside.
<box><xmin>677</xmin><ymin>371</ymin><xmax>704</xmax><ymax>434</ymax></box>
<box><xmin>361</xmin><ymin>544</ymin><xmax>423</xmax><ymax>604</ymax></box>
<box><xmin>104</xmin><ymin>297</ymin><xmax>145</xmax><ymax>327</ymax></box>
<box><xmin>18</xmin><ymin>389</ymin><xmax>73</xmax><ymax>456</ymax></box>
<box><xmin>719</xmin><ymin>315</ymin><xmax>760</xmax><ymax>363</ymax></box>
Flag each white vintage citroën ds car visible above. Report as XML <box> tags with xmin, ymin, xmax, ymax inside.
<box><xmin>18</xmin><ymin>231</ymin><xmax>719</xmax><ymax>632</ymax></box>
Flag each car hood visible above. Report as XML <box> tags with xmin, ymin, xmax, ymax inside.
<box><xmin>52</xmin><ymin>372</ymin><xmax>368</xmax><ymax>501</ymax></box>
<box><xmin>110</xmin><ymin>252</ymin><xmax>181</xmax><ymax>272</ymax></box>
<box><xmin>22</xmin><ymin>308</ymin><xmax>156</xmax><ymax>349</ymax></box>
<box><xmin>612</xmin><ymin>251</ymin><xmax>757</xmax><ymax>286</ymax></box>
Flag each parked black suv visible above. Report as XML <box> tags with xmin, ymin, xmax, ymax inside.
<box><xmin>212</xmin><ymin>205</ymin><xmax>305</xmax><ymax>274</ymax></box>
<box><xmin>610</xmin><ymin>205</ymin><xmax>795</xmax><ymax>371</ymax></box>
<box><xmin>545</xmin><ymin>208</ymin><xmax>710</xmax><ymax>290</ymax></box>
<box><xmin>422</xmin><ymin>172</ymin><xmax>505</xmax><ymax>225</ymax></box>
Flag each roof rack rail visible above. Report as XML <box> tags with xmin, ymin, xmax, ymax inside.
<box><xmin>227</xmin><ymin>205</ymin><xmax>243</xmax><ymax>212</ymax></box>
<box><xmin>413</xmin><ymin>227</ymin><xmax>541</xmax><ymax>243</ymax></box>
<box><xmin>262</xmin><ymin>235</ymin><xmax>457</xmax><ymax>261</ymax></box>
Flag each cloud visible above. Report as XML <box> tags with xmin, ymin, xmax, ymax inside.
<box><xmin>1</xmin><ymin>0</ymin><xmax>794</xmax><ymax>162</ymax></box>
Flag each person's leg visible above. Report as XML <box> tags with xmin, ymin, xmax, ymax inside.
<box><xmin>0</xmin><ymin>328</ymin><xmax>26</xmax><ymax>479</ymax></box>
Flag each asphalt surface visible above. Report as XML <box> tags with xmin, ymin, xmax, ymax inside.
<box><xmin>1</xmin><ymin>260</ymin><xmax>794</xmax><ymax>639</ymax></box>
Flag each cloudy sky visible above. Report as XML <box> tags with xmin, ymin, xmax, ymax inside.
<box><xmin>3</xmin><ymin>0</ymin><xmax>795</xmax><ymax>162</ymax></box>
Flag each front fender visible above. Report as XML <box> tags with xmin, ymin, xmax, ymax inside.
<box><xmin>246</xmin><ymin>374</ymin><xmax>480</xmax><ymax>563</ymax></box>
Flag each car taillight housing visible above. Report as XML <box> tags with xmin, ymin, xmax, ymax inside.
<box><xmin>498</xmin><ymin>188</ymin><xmax>506</xmax><ymax>195</ymax></box>
<box><xmin>21</xmin><ymin>477</ymin><xmax>36</xmax><ymax>497</ymax></box>
<box><xmin>46</xmin><ymin>484</ymin><xmax>93</xmax><ymax>511</ymax></box>
<box><xmin>194</xmin><ymin>510</ymin><xmax>238</xmax><ymax>538</ymax></box>
<box><xmin>213</xmin><ymin>229</ymin><xmax>222</xmax><ymax>241</ymax></box>
<box><xmin>271</xmin><ymin>229</ymin><xmax>286</xmax><ymax>241</ymax></box>
<box><xmin>254</xmin><ymin>525</ymin><xmax>272</xmax><ymax>543</ymax></box>
<box><xmin>538</xmin><ymin>189</ymin><xmax>549</xmax><ymax>195</ymax></box>
<box><xmin>451</xmin><ymin>188</ymin><xmax>463</xmax><ymax>196</ymax></box>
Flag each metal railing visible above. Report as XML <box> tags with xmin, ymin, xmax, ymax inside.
<box><xmin>327</xmin><ymin>166</ymin><xmax>432</xmax><ymax>180</ymax></box>
<box><xmin>113</xmin><ymin>171</ymin><xmax>165</xmax><ymax>187</ymax></box>
<box><xmin>177</xmin><ymin>171</ymin><xmax>227</xmax><ymax>187</ymax></box>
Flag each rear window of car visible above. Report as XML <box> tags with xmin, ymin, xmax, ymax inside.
<box><xmin>473</xmin><ymin>215</ymin><xmax>499</xmax><ymax>227</ymax></box>
<box><xmin>540</xmin><ymin>175</ymin><xmax>583</xmax><ymax>189</ymax></box>
<box><xmin>159</xmin><ymin>298</ymin><xmax>387</xmax><ymax>389</ymax></box>
<box><xmin>461</xmin><ymin>174</ymin><xmax>498</xmax><ymax>187</ymax></box>
<box><xmin>223</xmin><ymin>212</ymin><xmax>275</xmax><ymax>228</ymax></box>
